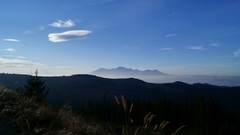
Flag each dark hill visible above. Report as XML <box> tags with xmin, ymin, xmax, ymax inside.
<box><xmin>0</xmin><ymin>73</ymin><xmax>239</xmax><ymax>108</ymax></box>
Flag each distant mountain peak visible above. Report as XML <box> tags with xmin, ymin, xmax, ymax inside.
<box><xmin>91</xmin><ymin>67</ymin><xmax>168</xmax><ymax>77</ymax></box>
<box><xmin>116</xmin><ymin>66</ymin><xmax>126</xmax><ymax>69</ymax></box>
<box><xmin>115</xmin><ymin>66</ymin><xmax>130</xmax><ymax>71</ymax></box>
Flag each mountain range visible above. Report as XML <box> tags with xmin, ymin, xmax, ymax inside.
<box><xmin>91</xmin><ymin>66</ymin><xmax>168</xmax><ymax>76</ymax></box>
<box><xmin>91</xmin><ymin>67</ymin><xmax>240</xmax><ymax>86</ymax></box>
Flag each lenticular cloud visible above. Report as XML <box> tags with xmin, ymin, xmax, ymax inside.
<box><xmin>48</xmin><ymin>30</ymin><xmax>91</xmax><ymax>42</ymax></box>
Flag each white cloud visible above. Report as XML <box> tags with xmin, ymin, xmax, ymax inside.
<box><xmin>165</xmin><ymin>34</ymin><xmax>176</xmax><ymax>38</ymax></box>
<box><xmin>0</xmin><ymin>57</ymin><xmax>44</xmax><ymax>68</ymax></box>
<box><xmin>0</xmin><ymin>57</ymin><xmax>44</xmax><ymax>75</ymax></box>
<box><xmin>0</xmin><ymin>57</ymin><xmax>28</xmax><ymax>64</ymax></box>
<box><xmin>49</xmin><ymin>20</ymin><xmax>75</xmax><ymax>28</ymax></box>
<box><xmin>48</xmin><ymin>30</ymin><xmax>91</xmax><ymax>42</ymax></box>
<box><xmin>0</xmin><ymin>57</ymin><xmax>84</xmax><ymax>76</ymax></box>
<box><xmin>186</xmin><ymin>46</ymin><xmax>206</xmax><ymax>51</ymax></box>
<box><xmin>4</xmin><ymin>48</ymin><xmax>16</xmax><ymax>52</ymax></box>
<box><xmin>233</xmin><ymin>49</ymin><xmax>240</xmax><ymax>57</ymax></box>
<box><xmin>3</xmin><ymin>38</ymin><xmax>19</xmax><ymax>42</ymax></box>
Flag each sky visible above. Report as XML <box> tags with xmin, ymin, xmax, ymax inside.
<box><xmin>0</xmin><ymin>0</ymin><xmax>240</xmax><ymax>76</ymax></box>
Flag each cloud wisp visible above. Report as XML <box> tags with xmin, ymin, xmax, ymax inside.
<box><xmin>89</xmin><ymin>0</ymin><xmax>119</xmax><ymax>5</ymax></box>
<box><xmin>4</xmin><ymin>48</ymin><xmax>16</xmax><ymax>52</ymax></box>
<box><xmin>0</xmin><ymin>57</ymin><xmax>83</xmax><ymax>76</ymax></box>
<box><xmin>210</xmin><ymin>43</ymin><xmax>220</xmax><ymax>47</ymax></box>
<box><xmin>23</xmin><ymin>25</ymin><xmax>46</xmax><ymax>34</ymax></box>
<box><xmin>16</xmin><ymin>56</ymin><xmax>26</xmax><ymax>59</ymax></box>
<box><xmin>3</xmin><ymin>38</ymin><xmax>19</xmax><ymax>42</ymax></box>
<box><xmin>158</xmin><ymin>47</ymin><xmax>174</xmax><ymax>54</ymax></box>
<box><xmin>186</xmin><ymin>46</ymin><xmax>206</xmax><ymax>51</ymax></box>
<box><xmin>233</xmin><ymin>49</ymin><xmax>240</xmax><ymax>57</ymax></box>
<box><xmin>158</xmin><ymin>47</ymin><xmax>174</xmax><ymax>51</ymax></box>
<box><xmin>0</xmin><ymin>56</ymin><xmax>44</xmax><ymax>75</ymax></box>
<box><xmin>23</xmin><ymin>30</ymin><xmax>34</xmax><ymax>34</ymax></box>
<box><xmin>48</xmin><ymin>30</ymin><xmax>91</xmax><ymax>42</ymax></box>
<box><xmin>165</xmin><ymin>34</ymin><xmax>176</xmax><ymax>38</ymax></box>
<box><xmin>0</xmin><ymin>57</ymin><xmax>44</xmax><ymax>68</ymax></box>
<box><xmin>49</xmin><ymin>20</ymin><xmax>75</xmax><ymax>28</ymax></box>
<box><xmin>0</xmin><ymin>57</ymin><xmax>28</xmax><ymax>65</ymax></box>
<box><xmin>205</xmin><ymin>63</ymin><xmax>234</xmax><ymax>68</ymax></box>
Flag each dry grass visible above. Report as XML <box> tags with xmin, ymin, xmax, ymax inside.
<box><xmin>115</xmin><ymin>95</ymin><xmax>134</xmax><ymax>135</ymax></box>
<box><xmin>115</xmin><ymin>95</ymin><xmax>185</xmax><ymax>135</ymax></box>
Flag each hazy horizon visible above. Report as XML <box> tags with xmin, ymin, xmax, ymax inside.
<box><xmin>2</xmin><ymin>66</ymin><xmax>239</xmax><ymax>86</ymax></box>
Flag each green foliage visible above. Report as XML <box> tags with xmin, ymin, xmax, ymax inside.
<box><xmin>22</xmin><ymin>70</ymin><xmax>48</xmax><ymax>103</ymax></box>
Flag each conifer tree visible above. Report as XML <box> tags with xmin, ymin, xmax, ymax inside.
<box><xmin>23</xmin><ymin>70</ymin><xmax>48</xmax><ymax>103</ymax></box>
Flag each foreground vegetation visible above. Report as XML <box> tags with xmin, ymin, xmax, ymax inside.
<box><xmin>0</xmin><ymin>85</ymin><xmax>110</xmax><ymax>135</ymax></box>
<box><xmin>0</xmin><ymin>85</ymin><xmax>186</xmax><ymax>135</ymax></box>
<box><xmin>1</xmin><ymin>85</ymin><xmax>240</xmax><ymax>135</ymax></box>
<box><xmin>0</xmin><ymin>73</ymin><xmax>239</xmax><ymax>134</ymax></box>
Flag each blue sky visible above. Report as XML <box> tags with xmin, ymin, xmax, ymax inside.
<box><xmin>0</xmin><ymin>0</ymin><xmax>240</xmax><ymax>76</ymax></box>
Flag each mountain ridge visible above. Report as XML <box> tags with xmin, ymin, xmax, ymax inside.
<box><xmin>0</xmin><ymin>73</ymin><xmax>239</xmax><ymax>109</ymax></box>
<box><xmin>91</xmin><ymin>66</ymin><xmax>169</xmax><ymax>76</ymax></box>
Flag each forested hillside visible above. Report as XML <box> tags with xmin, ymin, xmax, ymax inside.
<box><xmin>0</xmin><ymin>73</ymin><xmax>239</xmax><ymax>108</ymax></box>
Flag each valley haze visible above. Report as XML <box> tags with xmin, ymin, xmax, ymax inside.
<box><xmin>0</xmin><ymin>66</ymin><xmax>239</xmax><ymax>86</ymax></box>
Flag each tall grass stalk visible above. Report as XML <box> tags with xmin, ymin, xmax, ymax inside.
<box><xmin>114</xmin><ymin>95</ymin><xmax>185</xmax><ymax>135</ymax></box>
<box><xmin>115</xmin><ymin>95</ymin><xmax>134</xmax><ymax>135</ymax></box>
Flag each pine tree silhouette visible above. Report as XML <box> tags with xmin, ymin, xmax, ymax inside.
<box><xmin>23</xmin><ymin>70</ymin><xmax>48</xmax><ymax>103</ymax></box>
